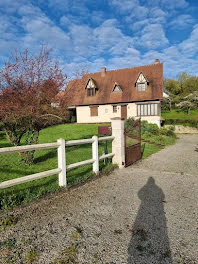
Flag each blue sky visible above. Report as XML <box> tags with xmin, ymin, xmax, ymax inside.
<box><xmin>0</xmin><ymin>0</ymin><xmax>198</xmax><ymax>79</ymax></box>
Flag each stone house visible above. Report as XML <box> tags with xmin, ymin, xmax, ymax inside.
<box><xmin>63</xmin><ymin>59</ymin><xmax>163</xmax><ymax>127</ymax></box>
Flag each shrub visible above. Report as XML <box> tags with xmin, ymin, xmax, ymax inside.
<box><xmin>125</xmin><ymin>117</ymin><xmax>136</xmax><ymax>132</ymax></box>
<box><xmin>141</xmin><ymin>121</ymin><xmax>160</xmax><ymax>136</ymax></box>
<box><xmin>159</xmin><ymin>127</ymin><xmax>176</xmax><ymax>137</ymax></box>
<box><xmin>0</xmin><ymin>122</ymin><xmax>3</xmax><ymax>131</ymax></box>
<box><xmin>71</xmin><ymin>115</ymin><xmax>76</xmax><ymax>123</ymax></box>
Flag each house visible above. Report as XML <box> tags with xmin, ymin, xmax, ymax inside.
<box><xmin>163</xmin><ymin>88</ymin><xmax>169</xmax><ymax>98</ymax></box>
<box><xmin>63</xmin><ymin>59</ymin><xmax>163</xmax><ymax>127</ymax></box>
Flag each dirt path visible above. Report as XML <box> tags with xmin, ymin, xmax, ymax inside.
<box><xmin>0</xmin><ymin>134</ymin><xmax>198</xmax><ymax>264</ymax></box>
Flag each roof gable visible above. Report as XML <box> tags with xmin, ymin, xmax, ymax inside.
<box><xmin>136</xmin><ymin>72</ymin><xmax>148</xmax><ymax>83</ymax></box>
<box><xmin>86</xmin><ymin>78</ymin><xmax>97</xmax><ymax>89</ymax></box>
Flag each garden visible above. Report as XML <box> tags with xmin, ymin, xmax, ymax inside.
<box><xmin>0</xmin><ymin>121</ymin><xmax>177</xmax><ymax>210</ymax></box>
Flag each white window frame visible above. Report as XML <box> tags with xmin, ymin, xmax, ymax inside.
<box><xmin>113</xmin><ymin>105</ymin><xmax>118</xmax><ymax>113</ymax></box>
<box><xmin>137</xmin><ymin>103</ymin><xmax>160</xmax><ymax>116</ymax></box>
<box><xmin>137</xmin><ymin>82</ymin><xmax>147</xmax><ymax>92</ymax></box>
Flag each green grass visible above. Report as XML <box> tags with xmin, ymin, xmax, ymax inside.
<box><xmin>141</xmin><ymin>134</ymin><xmax>176</xmax><ymax>146</ymax></box>
<box><xmin>162</xmin><ymin>109</ymin><xmax>198</xmax><ymax>120</ymax></box>
<box><xmin>141</xmin><ymin>143</ymin><xmax>163</xmax><ymax>159</ymax></box>
<box><xmin>0</xmin><ymin>122</ymin><xmax>176</xmax><ymax>210</ymax></box>
<box><xmin>126</xmin><ymin>136</ymin><xmax>139</xmax><ymax>147</ymax></box>
<box><xmin>0</xmin><ymin>123</ymin><xmax>115</xmax><ymax>210</ymax></box>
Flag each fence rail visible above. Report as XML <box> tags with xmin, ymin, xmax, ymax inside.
<box><xmin>0</xmin><ymin>142</ymin><xmax>60</xmax><ymax>154</ymax></box>
<box><xmin>65</xmin><ymin>138</ymin><xmax>94</xmax><ymax>146</ymax></box>
<box><xmin>0</xmin><ymin>169</ymin><xmax>61</xmax><ymax>189</ymax></box>
<box><xmin>0</xmin><ymin>135</ymin><xmax>115</xmax><ymax>190</ymax></box>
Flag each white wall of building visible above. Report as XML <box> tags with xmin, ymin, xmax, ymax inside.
<box><xmin>77</xmin><ymin>104</ymin><xmax>121</xmax><ymax>123</ymax></box>
<box><xmin>76</xmin><ymin>101</ymin><xmax>161</xmax><ymax>127</ymax></box>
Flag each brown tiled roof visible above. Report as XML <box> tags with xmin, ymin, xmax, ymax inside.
<box><xmin>63</xmin><ymin>63</ymin><xmax>163</xmax><ymax>106</ymax></box>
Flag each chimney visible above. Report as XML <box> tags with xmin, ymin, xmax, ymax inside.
<box><xmin>155</xmin><ymin>59</ymin><xmax>160</xmax><ymax>64</ymax></box>
<box><xmin>101</xmin><ymin>67</ymin><xmax>106</xmax><ymax>77</ymax></box>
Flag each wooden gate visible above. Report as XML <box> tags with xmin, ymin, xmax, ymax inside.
<box><xmin>125</xmin><ymin>118</ymin><xmax>141</xmax><ymax>167</ymax></box>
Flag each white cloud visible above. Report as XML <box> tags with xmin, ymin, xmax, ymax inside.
<box><xmin>48</xmin><ymin>0</ymin><xmax>89</xmax><ymax>17</ymax></box>
<box><xmin>169</xmin><ymin>14</ymin><xmax>195</xmax><ymax>30</ymax></box>
<box><xmin>109</xmin><ymin>0</ymin><xmax>138</xmax><ymax>13</ymax></box>
<box><xmin>48</xmin><ymin>0</ymin><xmax>70</xmax><ymax>11</ymax></box>
<box><xmin>179</xmin><ymin>24</ymin><xmax>198</xmax><ymax>56</ymax></box>
<box><xmin>60</xmin><ymin>16</ymin><xmax>71</xmax><ymax>27</ymax></box>
<box><xmin>131</xmin><ymin>7</ymin><xmax>167</xmax><ymax>31</ymax></box>
<box><xmin>126</xmin><ymin>5</ymin><xmax>149</xmax><ymax>21</ymax></box>
<box><xmin>90</xmin><ymin>11</ymin><xmax>105</xmax><ymax>25</ymax></box>
<box><xmin>69</xmin><ymin>24</ymin><xmax>96</xmax><ymax>56</ymax></box>
<box><xmin>145</xmin><ymin>0</ymin><xmax>188</xmax><ymax>9</ymax></box>
<box><xmin>93</xmin><ymin>19</ymin><xmax>135</xmax><ymax>54</ymax></box>
<box><xmin>0</xmin><ymin>0</ymin><xmax>197</xmax><ymax>80</ymax></box>
<box><xmin>150</xmin><ymin>7</ymin><xmax>166</xmax><ymax>18</ymax></box>
<box><xmin>0</xmin><ymin>0</ymin><xmax>26</xmax><ymax>13</ymax></box>
<box><xmin>137</xmin><ymin>24</ymin><xmax>169</xmax><ymax>49</ymax></box>
<box><xmin>0</xmin><ymin>14</ymin><xmax>21</xmax><ymax>58</ymax></box>
<box><xmin>18</xmin><ymin>4</ymin><xmax>71</xmax><ymax>54</ymax></box>
<box><xmin>161</xmin><ymin>0</ymin><xmax>188</xmax><ymax>10</ymax></box>
<box><xmin>131</xmin><ymin>20</ymin><xmax>148</xmax><ymax>31</ymax></box>
<box><xmin>149</xmin><ymin>7</ymin><xmax>167</xmax><ymax>23</ymax></box>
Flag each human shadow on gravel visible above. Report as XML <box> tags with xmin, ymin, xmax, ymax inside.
<box><xmin>128</xmin><ymin>177</ymin><xmax>172</xmax><ymax>264</ymax></box>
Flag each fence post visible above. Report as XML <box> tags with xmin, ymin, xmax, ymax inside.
<box><xmin>57</xmin><ymin>138</ymin><xmax>67</xmax><ymax>187</ymax></box>
<box><xmin>111</xmin><ymin>117</ymin><xmax>125</xmax><ymax>168</ymax></box>
<box><xmin>92</xmin><ymin>135</ymin><xmax>99</xmax><ymax>174</ymax></box>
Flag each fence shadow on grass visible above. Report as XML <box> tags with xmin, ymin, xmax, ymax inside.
<box><xmin>128</xmin><ymin>177</ymin><xmax>172</xmax><ymax>264</ymax></box>
<box><xmin>34</xmin><ymin>149</ymin><xmax>57</xmax><ymax>163</ymax></box>
<box><xmin>0</xmin><ymin>167</ymin><xmax>36</xmax><ymax>177</ymax></box>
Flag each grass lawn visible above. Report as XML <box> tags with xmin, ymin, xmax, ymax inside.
<box><xmin>0</xmin><ymin>122</ymin><xmax>176</xmax><ymax>210</ymax></box>
<box><xmin>0</xmin><ymin>123</ymin><xmax>115</xmax><ymax>210</ymax></box>
<box><xmin>162</xmin><ymin>109</ymin><xmax>198</xmax><ymax>120</ymax></box>
<box><xmin>141</xmin><ymin>143</ymin><xmax>163</xmax><ymax>159</ymax></box>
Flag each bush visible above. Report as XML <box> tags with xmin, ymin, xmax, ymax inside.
<box><xmin>141</xmin><ymin>121</ymin><xmax>176</xmax><ymax>140</ymax></box>
<box><xmin>141</xmin><ymin>121</ymin><xmax>160</xmax><ymax>136</ymax></box>
<box><xmin>125</xmin><ymin>119</ymin><xmax>176</xmax><ymax>139</ymax></box>
<box><xmin>71</xmin><ymin>115</ymin><xmax>76</xmax><ymax>123</ymax></box>
<box><xmin>0</xmin><ymin>122</ymin><xmax>3</xmax><ymax>131</ymax></box>
<box><xmin>159</xmin><ymin>127</ymin><xmax>176</xmax><ymax>137</ymax></box>
<box><xmin>125</xmin><ymin>117</ymin><xmax>135</xmax><ymax>132</ymax></box>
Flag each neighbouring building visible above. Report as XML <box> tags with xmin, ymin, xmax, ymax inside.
<box><xmin>63</xmin><ymin>59</ymin><xmax>163</xmax><ymax>127</ymax></box>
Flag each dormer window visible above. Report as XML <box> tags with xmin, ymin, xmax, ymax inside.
<box><xmin>136</xmin><ymin>72</ymin><xmax>148</xmax><ymax>92</ymax></box>
<box><xmin>112</xmin><ymin>82</ymin><xmax>122</xmax><ymax>92</ymax></box>
<box><xmin>86</xmin><ymin>78</ymin><xmax>97</xmax><ymax>96</ymax></box>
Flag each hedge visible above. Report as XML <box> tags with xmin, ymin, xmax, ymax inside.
<box><xmin>164</xmin><ymin>119</ymin><xmax>198</xmax><ymax>128</ymax></box>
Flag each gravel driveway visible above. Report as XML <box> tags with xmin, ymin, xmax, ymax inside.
<box><xmin>0</xmin><ymin>134</ymin><xmax>198</xmax><ymax>264</ymax></box>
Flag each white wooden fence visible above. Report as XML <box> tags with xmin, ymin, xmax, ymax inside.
<box><xmin>0</xmin><ymin>135</ymin><xmax>115</xmax><ymax>189</ymax></box>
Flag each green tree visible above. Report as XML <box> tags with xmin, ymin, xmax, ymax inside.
<box><xmin>177</xmin><ymin>72</ymin><xmax>191</xmax><ymax>93</ymax></box>
<box><xmin>164</xmin><ymin>79</ymin><xmax>181</xmax><ymax>95</ymax></box>
<box><xmin>182</xmin><ymin>76</ymin><xmax>198</xmax><ymax>95</ymax></box>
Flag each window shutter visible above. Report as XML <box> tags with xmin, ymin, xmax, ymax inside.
<box><xmin>90</xmin><ymin>106</ymin><xmax>98</xmax><ymax>116</ymax></box>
